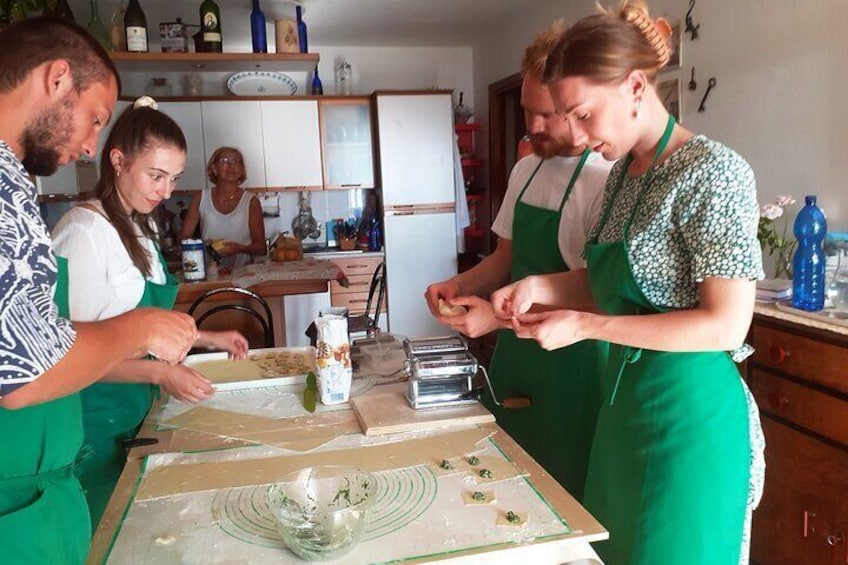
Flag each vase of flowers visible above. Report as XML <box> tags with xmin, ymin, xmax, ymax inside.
<box><xmin>758</xmin><ymin>195</ymin><xmax>797</xmax><ymax>280</ymax></box>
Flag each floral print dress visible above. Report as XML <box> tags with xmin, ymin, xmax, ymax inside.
<box><xmin>589</xmin><ymin>135</ymin><xmax>766</xmax><ymax>564</ymax></box>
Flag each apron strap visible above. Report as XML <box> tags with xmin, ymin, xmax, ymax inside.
<box><xmin>589</xmin><ymin>115</ymin><xmax>677</xmax><ymax>244</ymax></box>
<box><xmin>557</xmin><ymin>149</ymin><xmax>591</xmax><ymax>214</ymax></box>
<box><xmin>0</xmin><ymin>461</ymin><xmax>76</xmax><ymax>491</ymax></box>
<box><xmin>515</xmin><ymin>159</ymin><xmax>545</xmax><ymax>203</ymax></box>
<box><xmin>623</xmin><ymin>115</ymin><xmax>677</xmax><ymax>239</ymax></box>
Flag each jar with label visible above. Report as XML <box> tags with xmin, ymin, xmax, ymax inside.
<box><xmin>181</xmin><ymin>239</ymin><xmax>206</xmax><ymax>281</ymax></box>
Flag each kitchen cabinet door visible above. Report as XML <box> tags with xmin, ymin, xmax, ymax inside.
<box><xmin>158</xmin><ymin>102</ymin><xmax>206</xmax><ymax>191</ymax></box>
<box><xmin>284</xmin><ymin>291</ymin><xmax>331</xmax><ymax>347</ymax></box>
<box><xmin>35</xmin><ymin>162</ymin><xmax>81</xmax><ymax>196</ymax></box>
<box><xmin>201</xmin><ymin>101</ymin><xmax>266</xmax><ymax>190</ymax></box>
<box><xmin>260</xmin><ymin>101</ymin><xmax>323</xmax><ymax>190</ymax></box>
<box><xmin>320</xmin><ymin>99</ymin><xmax>375</xmax><ymax>190</ymax></box>
<box><xmin>376</xmin><ymin>94</ymin><xmax>454</xmax><ymax>206</ymax></box>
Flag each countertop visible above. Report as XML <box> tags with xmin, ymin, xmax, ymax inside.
<box><xmin>754</xmin><ymin>302</ymin><xmax>848</xmax><ymax>337</ymax></box>
<box><xmin>302</xmin><ymin>246</ymin><xmax>385</xmax><ymax>260</ymax></box>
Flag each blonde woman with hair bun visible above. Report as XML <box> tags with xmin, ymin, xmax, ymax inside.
<box><xmin>491</xmin><ymin>1</ymin><xmax>765</xmax><ymax>563</ymax></box>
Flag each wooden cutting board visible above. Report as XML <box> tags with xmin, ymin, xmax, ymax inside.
<box><xmin>350</xmin><ymin>383</ymin><xmax>494</xmax><ymax>436</ymax></box>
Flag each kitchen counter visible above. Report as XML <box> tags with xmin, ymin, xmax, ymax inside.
<box><xmin>754</xmin><ymin>302</ymin><xmax>848</xmax><ymax>337</ymax></box>
<box><xmin>302</xmin><ymin>246</ymin><xmax>385</xmax><ymax>260</ymax></box>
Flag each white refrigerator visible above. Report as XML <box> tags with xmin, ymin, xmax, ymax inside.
<box><xmin>375</xmin><ymin>93</ymin><xmax>458</xmax><ymax>339</ymax></box>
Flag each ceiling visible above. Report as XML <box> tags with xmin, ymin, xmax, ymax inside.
<box><xmin>65</xmin><ymin>0</ymin><xmax>537</xmax><ymax>47</ymax></box>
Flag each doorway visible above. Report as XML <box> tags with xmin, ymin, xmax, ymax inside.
<box><xmin>486</xmin><ymin>72</ymin><xmax>525</xmax><ymax>254</ymax></box>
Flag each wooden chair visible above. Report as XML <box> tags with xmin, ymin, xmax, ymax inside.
<box><xmin>187</xmin><ymin>287</ymin><xmax>274</xmax><ymax>349</ymax></box>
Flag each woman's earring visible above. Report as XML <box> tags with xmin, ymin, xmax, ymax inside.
<box><xmin>115</xmin><ymin>168</ymin><xmax>121</xmax><ymax>177</ymax></box>
<box><xmin>633</xmin><ymin>97</ymin><xmax>642</xmax><ymax>118</ymax></box>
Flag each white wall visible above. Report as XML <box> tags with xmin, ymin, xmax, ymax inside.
<box><xmin>472</xmin><ymin>0</ymin><xmax>848</xmax><ymax>231</ymax></box>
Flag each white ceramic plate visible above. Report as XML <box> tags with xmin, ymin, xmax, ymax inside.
<box><xmin>226</xmin><ymin>71</ymin><xmax>297</xmax><ymax>96</ymax></box>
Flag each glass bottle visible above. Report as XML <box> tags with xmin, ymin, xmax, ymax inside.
<box><xmin>296</xmin><ymin>4</ymin><xmax>308</xmax><ymax>53</ymax></box>
<box><xmin>109</xmin><ymin>0</ymin><xmax>127</xmax><ymax>52</ymax></box>
<box><xmin>335</xmin><ymin>59</ymin><xmax>352</xmax><ymax>95</ymax></box>
<box><xmin>311</xmin><ymin>67</ymin><xmax>323</xmax><ymax>95</ymax></box>
<box><xmin>250</xmin><ymin>0</ymin><xmax>267</xmax><ymax>53</ymax></box>
<box><xmin>792</xmin><ymin>195</ymin><xmax>828</xmax><ymax>311</ymax></box>
<box><xmin>124</xmin><ymin>0</ymin><xmax>147</xmax><ymax>53</ymax></box>
<box><xmin>199</xmin><ymin>0</ymin><xmax>222</xmax><ymax>53</ymax></box>
<box><xmin>86</xmin><ymin>0</ymin><xmax>110</xmax><ymax>51</ymax></box>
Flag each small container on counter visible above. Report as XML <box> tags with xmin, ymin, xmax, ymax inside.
<box><xmin>181</xmin><ymin>238</ymin><xmax>206</xmax><ymax>281</ymax></box>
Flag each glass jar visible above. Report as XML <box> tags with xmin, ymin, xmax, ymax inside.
<box><xmin>145</xmin><ymin>77</ymin><xmax>173</xmax><ymax>98</ymax></box>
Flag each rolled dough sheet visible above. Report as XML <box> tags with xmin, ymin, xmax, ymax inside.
<box><xmin>162</xmin><ymin>406</ymin><xmax>361</xmax><ymax>452</ymax></box>
<box><xmin>135</xmin><ymin>427</ymin><xmax>493</xmax><ymax>501</ymax></box>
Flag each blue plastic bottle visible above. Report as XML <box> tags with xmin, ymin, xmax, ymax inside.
<box><xmin>792</xmin><ymin>195</ymin><xmax>827</xmax><ymax>311</ymax></box>
<box><xmin>250</xmin><ymin>0</ymin><xmax>267</xmax><ymax>53</ymax></box>
<box><xmin>296</xmin><ymin>5</ymin><xmax>308</xmax><ymax>53</ymax></box>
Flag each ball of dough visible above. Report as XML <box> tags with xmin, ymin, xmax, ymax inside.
<box><xmin>438</xmin><ymin>298</ymin><xmax>467</xmax><ymax>317</ymax></box>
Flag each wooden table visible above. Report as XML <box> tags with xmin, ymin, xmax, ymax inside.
<box><xmin>175</xmin><ymin>272</ymin><xmax>330</xmax><ymax>348</ymax></box>
<box><xmin>88</xmin><ymin>382</ymin><xmax>608</xmax><ymax>564</ymax></box>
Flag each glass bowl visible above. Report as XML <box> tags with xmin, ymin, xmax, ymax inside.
<box><xmin>267</xmin><ymin>466</ymin><xmax>376</xmax><ymax>561</ymax></box>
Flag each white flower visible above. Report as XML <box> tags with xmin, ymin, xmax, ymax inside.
<box><xmin>761</xmin><ymin>203</ymin><xmax>783</xmax><ymax>220</ymax></box>
<box><xmin>774</xmin><ymin>195</ymin><xmax>796</xmax><ymax>208</ymax></box>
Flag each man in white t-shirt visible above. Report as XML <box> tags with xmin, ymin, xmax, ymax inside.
<box><xmin>424</xmin><ymin>21</ymin><xmax>613</xmax><ymax>499</ymax></box>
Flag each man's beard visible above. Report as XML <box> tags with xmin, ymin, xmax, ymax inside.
<box><xmin>20</xmin><ymin>96</ymin><xmax>75</xmax><ymax>176</ymax></box>
<box><xmin>530</xmin><ymin>134</ymin><xmax>569</xmax><ymax>159</ymax></box>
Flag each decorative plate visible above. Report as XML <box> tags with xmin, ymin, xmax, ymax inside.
<box><xmin>226</xmin><ymin>71</ymin><xmax>297</xmax><ymax>96</ymax></box>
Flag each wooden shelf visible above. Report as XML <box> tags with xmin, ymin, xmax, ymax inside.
<box><xmin>110</xmin><ymin>52</ymin><xmax>320</xmax><ymax>74</ymax></box>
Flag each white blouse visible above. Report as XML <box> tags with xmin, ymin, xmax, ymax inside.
<box><xmin>52</xmin><ymin>200</ymin><xmax>166</xmax><ymax>322</ymax></box>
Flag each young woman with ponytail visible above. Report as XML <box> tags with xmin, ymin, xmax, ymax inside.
<box><xmin>52</xmin><ymin>97</ymin><xmax>249</xmax><ymax>531</ymax></box>
<box><xmin>492</xmin><ymin>2</ymin><xmax>765</xmax><ymax>562</ymax></box>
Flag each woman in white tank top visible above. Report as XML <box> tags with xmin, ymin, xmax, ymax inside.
<box><xmin>179</xmin><ymin>146</ymin><xmax>266</xmax><ymax>270</ymax></box>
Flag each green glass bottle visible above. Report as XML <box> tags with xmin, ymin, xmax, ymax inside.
<box><xmin>199</xmin><ymin>0</ymin><xmax>222</xmax><ymax>53</ymax></box>
<box><xmin>86</xmin><ymin>0</ymin><xmax>110</xmax><ymax>51</ymax></box>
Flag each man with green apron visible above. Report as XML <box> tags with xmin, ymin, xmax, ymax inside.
<box><xmin>55</xmin><ymin>249</ymin><xmax>179</xmax><ymax>530</ymax></box>
<box><xmin>426</xmin><ymin>25</ymin><xmax>613</xmax><ymax>498</ymax></box>
<box><xmin>0</xmin><ymin>19</ymin><xmax>197</xmax><ymax>563</ymax></box>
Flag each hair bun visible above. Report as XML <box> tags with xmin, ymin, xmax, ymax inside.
<box><xmin>624</xmin><ymin>7</ymin><xmax>672</xmax><ymax>68</ymax></box>
<box><xmin>133</xmin><ymin>95</ymin><xmax>159</xmax><ymax>110</ymax></box>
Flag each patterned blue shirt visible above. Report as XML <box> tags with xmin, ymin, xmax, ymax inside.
<box><xmin>0</xmin><ymin>140</ymin><xmax>76</xmax><ymax>395</ymax></box>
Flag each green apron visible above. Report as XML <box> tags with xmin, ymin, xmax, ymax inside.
<box><xmin>0</xmin><ymin>256</ymin><xmax>90</xmax><ymax>564</ymax></box>
<box><xmin>56</xmin><ymin>248</ymin><xmax>178</xmax><ymax>532</ymax></box>
<box><xmin>583</xmin><ymin>116</ymin><xmax>750</xmax><ymax>564</ymax></box>
<box><xmin>485</xmin><ymin>151</ymin><xmax>607</xmax><ymax>501</ymax></box>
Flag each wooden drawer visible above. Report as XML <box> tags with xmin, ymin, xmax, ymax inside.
<box><xmin>331</xmin><ymin>274</ymin><xmax>372</xmax><ymax>295</ymax></box>
<box><xmin>748</xmin><ymin>368</ymin><xmax>848</xmax><ymax>447</ymax></box>
<box><xmin>332</xmin><ymin>256</ymin><xmax>382</xmax><ymax>277</ymax></box>
<box><xmin>331</xmin><ymin>291</ymin><xmax>387</xmax><ymax>315</ymax></box>
<box><xmin>750</xmin><ymin>324</ymin><xmax>848</xmax><ymax>394</ymax></box>
<box><xmin>752</xmin><ymin>418</ymin><xmax>848</xmax><ymax>565</ymax></box>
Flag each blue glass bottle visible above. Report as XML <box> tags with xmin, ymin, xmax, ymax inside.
<box><xmin>296</xmin><ymin>5</ymin><xmax>308</xmax><ymax>53</ymax></box>
<box><xmin>250</xmin><ymin>0</ymin><xmax>267</xmax><ymax>53</ymax></box>
<box><xmin>368</xmin><ymin>216</ymin><xmax>382</xmax><ymax>251</ymax></box>
<box><xmin>792</xmin><ymin>195</ymin><xmax>827</xmax><ymax>311</ymax></box>
<box><xmin>311</xmin><ymin>67</ymin><xmax>323</xmax><ymax>95</ymax></box>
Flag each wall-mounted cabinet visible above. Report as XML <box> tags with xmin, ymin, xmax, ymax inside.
<box><xmin>319</xmin><ymin>98</ymin><xmax>375</xmax><ymax>190</ymax></box>
<box><xmin>201</xmin><ymin>101</ymin><xmax>266</xmax><ymax>190</ymax></box>
<box><xmin>260</xmin><ymin>101</ymin><xmax>323</xmax><ymax>190</ymax></box>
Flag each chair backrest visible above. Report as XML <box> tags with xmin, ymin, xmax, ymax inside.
<box><xmin>363</xmin><ymin>262</ymin><xmax>387</xmax><ymax>330</ymax></box>
<box><xmin>187</xmin><ymin>287</ymin><xmax>274</xmax><ymax>348</ymax></box>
